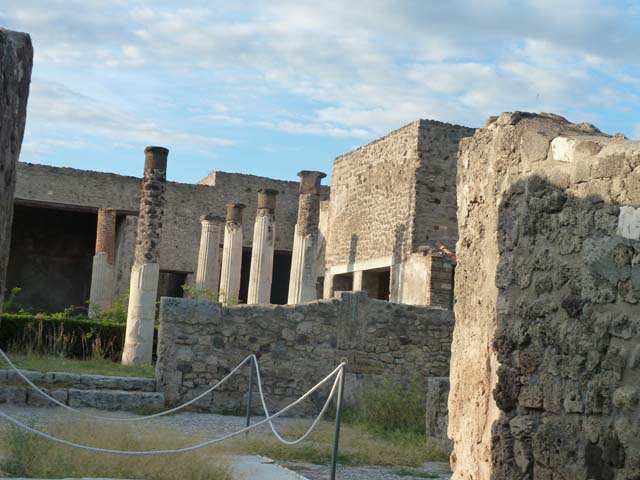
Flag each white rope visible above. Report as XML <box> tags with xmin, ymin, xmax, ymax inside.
<box><xmin>252</xmin><ymin>357</ymin><xmax>344</xmax><ymax>445</ymax></box>
<box><xmin>0</xmin><ymin>362</ymin><xmax>343</xmax><ymax>456</ymax></box>
<box><xmin>0</xmin><ymin>347</ymin><xmax>252</xmax><ymax>422</ymax></box>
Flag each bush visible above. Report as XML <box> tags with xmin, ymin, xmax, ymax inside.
<box><xmin>0</xmin><ymin>314</ymin><xmax>158</xmax><ymax>361</ymax></box>
<box><xmin>343</xmin><ymin>376</ymin><xmax>426</xmax><ymax>437</ymax></box>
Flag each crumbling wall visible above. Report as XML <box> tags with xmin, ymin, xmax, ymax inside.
<box><xmin>0</xmin><ymin>29</ymin><xmax>32</xmax><ymax>313</ymax></box>
<box><xmin>156</xmin><ymin>292</ymin><xmax>453</xmax><ymax>414</ymax></box>
<box><xmin>450</xmin><ymin>112</ymin><xmax>640</xmax><ymax>479</ymax></box>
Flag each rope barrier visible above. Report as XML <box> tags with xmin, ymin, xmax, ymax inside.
<box><xmin>0</xmin><ymin>363</ymin><xmax>344</xmax><ymax>456</ymax></box>
<box><xmin>0</xmin><ymin>348</ymin><xmax>252</xmax><ymax>422</ymax></box>
<box><xmin>252</xmin><ymin>356</ymin><xmax>343</xmax><ymax>445</ymax></box>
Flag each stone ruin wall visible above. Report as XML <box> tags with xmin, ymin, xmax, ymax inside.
<box><xmin>14</xmin><ymin>163</ymin><xmax>303</xmax><ymax>294</ymax></box>
<box><xmin>450</xmin><ymin>112</ymin><xmax>640</xmax><ymax>479</ymax></box>
<box><xmin>326</xmin><ymin>121</ymin><xmax>422</xmax><ymax>270</ymax></box>
<box><xmin>413</xmin><ymin>121</ymin><xmax>475</xmax><ymax>251</ymax></box>
<box><xmin>325</xmin><ymin>120</ymin><xmax>473</xmax><ymax>274</ymax></box>
<box><xmin>0</xmin><ymin>29</ymin><xmax>32</xmax><ymax>313</ymax></box>
<box><xmin>156</xmin><ymin>292</ymin><xmax>453</xmax><ymax>415</ymax></box>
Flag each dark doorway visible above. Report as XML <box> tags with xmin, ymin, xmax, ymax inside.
<box><xmin>6</xmin><ymin>204</ymin><xmax>97</xmax><ymax>313</ymax></box>
<box><xmin>362</xmin><ymin>268</ymin><xmax>391</xmax><ymax>300</ymax></box>
<box><xmin>238</xmin><ymin>248</ymin><xmax>252</xmax><ymax>304</ymax></box>
<box><xmin>271</xmin><ymin>250</ymin><xmax>291</xmax><ymax>305</ymax></box>
<box><xmin>158</xmin><ymin>271</ymin><xmax>188</xmax><ymax>300</ymax></box>
<box><xmin>333</xmin><ymin>272</ymin><xmax>354</xmax><ymax>293</ymax></box>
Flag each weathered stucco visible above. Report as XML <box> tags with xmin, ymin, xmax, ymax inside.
<box><xmin>450</xmin><ymin>112</ymin><xmax>640</xmax><ymax>479</ymax></box>
<box><xmin>0</xmin><ymin>29</ymin><xmax>32</xmax><ymax>313</ymax></box>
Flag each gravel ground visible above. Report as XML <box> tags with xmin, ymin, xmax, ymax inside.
<box><xmin>0</xmin><ymin>405</ymin><xmax>451</xmax><ymax>480</ymax></box>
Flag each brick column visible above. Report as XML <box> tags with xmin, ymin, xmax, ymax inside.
<box><xmin>288</xmin><ymin>171</ymin><xmax>326</xmax><ymax>304</ymax></box>
<box><xmin>122</xmin><ymin>146</ymin><xmax>168</xmax><ymax>366</ymax></box>
<box><xmin>88</xmin><ymin>208</ymin><xmax>117</xmax><ymax>317</ymax></box>
<box><xmin>247</xmin><ymin>189</ymin><xmax>278</xmax><ymax>305</ymax></box>
<box><xmin>194</xmin><ymin>214</ymin><xmax>225</xmax><ymax>293</ymax></box>
<box><xmin>0</xmin><ymin>29</ymin><xmax>32</xmax><ymax>314</ymax></box>
<box><xmin>219</xmin><ymin>203</ymin><xmax>245</xmax><ymax>305</ymax></box>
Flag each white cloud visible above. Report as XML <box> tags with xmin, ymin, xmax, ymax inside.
<box><xmin>1</xmin><ymin>0</ymin><xmax>639</xmax><ymax>146</ymax></box>
<box><xmin>26</xmin><ymin>80</ymin><xmax>235</xmax><ymax>150</ymax></box>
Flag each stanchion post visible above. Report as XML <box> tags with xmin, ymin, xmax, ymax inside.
<box><xmin>245</xmin><ymin>357</ymin><xmax>254</xmax><ymax>438</ymax></box>
<box><xmin>330</xmin><ymin>363</ymin><xmax>346</xmax><ymax>480</ymax></box>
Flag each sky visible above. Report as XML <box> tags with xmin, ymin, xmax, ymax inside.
<box><xmin>1</xmin><ymin>0</ymin><xmax>640</xmax><ymax>183</ymax></box>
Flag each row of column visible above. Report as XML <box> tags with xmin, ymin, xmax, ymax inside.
<box><xmin>86</xmin><ymin>147</ymin><xmax>325</xmax><ymax>365</ymax></box>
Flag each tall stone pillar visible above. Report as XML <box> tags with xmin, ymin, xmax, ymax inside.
<box><xmin>288</xmin><ymin>170</ymin><xmax>326</xmax><ymax>304</ymax></box>
<box><xmin>194</xmin><ymin>214</ymin><xmax>225</xmax><ymax>293</ymax></box>
<box><xmin>247</xmin><ymin>189</ymin><xmax>278</xmax><ymax>304</ymax></box>
<box><xmin>0</xmin><ymin>29</ymin><xmax>32</xmax><ymax>314</ymax></box>
<box><xmin>88</xmin><ymin>208</ymin><xmax>117</xmax><ymax>317</ymax></box>
<box><xmin>219</xmin><ymin>203</ymin><xmax>245</xmax><ymax>305</ymax></box>
<box><xmin>122</xmin><ymin>147</ymin><xmax>168</xmax><ymax>366</ymax></box>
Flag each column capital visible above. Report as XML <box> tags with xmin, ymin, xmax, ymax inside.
<box><xmin>144</xmin><ymin>146</ymin><xmax>169</xmax><ymax>170</ymax></box>
<box><xmin>257</xmin><ymin>188</ymin><xmax>278</xmax><ymax>211</ymax></box>
<box><xmin>225</xmin><ymin>203</ymin><xmax>246</xmax><ymax>224</ymax></box>
<box><xmin>297</xmin><ymin>171</ymin><xmax>326</xmax><ymax>195</ymax></box>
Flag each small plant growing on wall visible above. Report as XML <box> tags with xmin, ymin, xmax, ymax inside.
<box><xmin>181</xmin><ymin>285</ymin><xmax>240</xmax><ymax>305</ymax></box>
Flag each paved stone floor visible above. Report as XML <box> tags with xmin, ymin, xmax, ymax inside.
<box><xmin>0</xmin><ymin>405</ymin><xmax>452</xmax><ymax>480</ymax></box>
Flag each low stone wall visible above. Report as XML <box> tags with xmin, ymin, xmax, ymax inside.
<box><xmin>156</xmin><ymin>292</ymin><xmax>453</xmax><ymax>415</ymax></box>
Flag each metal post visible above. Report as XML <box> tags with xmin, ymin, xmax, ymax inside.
<box><xmin>245</xmin><ymin>358</ymin><xmax>254</xmax><ymax>438</ymax></box>
<box><xmin>329</xmin><ymin>365</ymin><xmax>346</xmax><ymax>480</ymax></box>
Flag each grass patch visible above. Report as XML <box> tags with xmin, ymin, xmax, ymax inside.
<box><xmin>0</xmin><ymin>352</ymin><xmax>155</xmax><ymax>377</ymax></box>
<box><xmin>0</xmin><ymin>419</ymin><xmax>233</xmax><ymax>480</ymax></box>
<box><xmin>343</xmin><ymin>376</ymin><xmax>426</xmax><ymax>437</ymax></box>
<box><xmin>220</xmin><ymin>421</ymin><xmax>448</xmax><ymax>466</ymax></box>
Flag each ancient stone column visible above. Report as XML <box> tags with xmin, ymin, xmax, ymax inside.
<box><xmin>122</xmin><ymin>146</ymin><xmax>168</xmax><ymax>366</ymax></box>
<box><xmin>247</xmin><ymin>189</ymin><xmax>278</xmax><ymax>304</ymax></box>
<box><xmin>0</xmin><ymin>29</ymin><xmax>32</xmax><ymax>314</ymax></box>
<box><xmin>194</xmin><ymin>214</ymin><xmax>225</xmax><ymax>293</ymax></box>
<box><xmin>88</xmin><ymin>208</ymin><xmax>117</xmax><ymax>317</ymax></box>
<box><xmin>288</xmin><ymin>171</ymin><xmax>326</xmax><ymax>304</ymax></box>
<box><xmin>219</xmin><ymin>203</ymin><xmax>245</xmax><ymax>305</ymax></box>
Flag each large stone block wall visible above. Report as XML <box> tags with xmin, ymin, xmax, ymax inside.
<box><xmin>156</xmin><ymin>292</ymin><xmax>453</xmax><ymax>414</ymax></box>
<box><xmin>0</xmin><ymin>29</ymin><xmax>32</xmax><ymax>313</ymax></box>
<box><xmin>14</xmin><ymin>163</ymin><xmax>302</xmax><ymax>285</ymax></box>
<box><xmin>413</xmin><ymin>121</ymin><xmax>475</xmax><ymax>251</ymax></box>
<box><xmin>326</xmin><ymin>122</ymin><xmax>421</xmax><ymax>271</ymax></box>
<box><xmin>325</xmin><ymin>120</ymin><xmax>473</xmax><ymax>273</ymax></box>
<box><xmin>450</xmin><ymin>112</ymin><xmax>640</xmax><ymax>479</ymax></box>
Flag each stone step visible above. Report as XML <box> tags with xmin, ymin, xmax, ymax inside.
<box><xmin>0</xmin><ymin>369</ymin><xmax>156</xmax><ymax>392</ymax></box>
<box><xmin>0</xmin><ymin>384</ymin><xmax>165</xmax><ymax>412</ymax></box>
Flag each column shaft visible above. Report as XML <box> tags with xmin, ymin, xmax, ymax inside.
<box><xmin>219</xmin><ymin>203</ymin><xmax>245</xmax><ymax>305</ymax></box>
<box><xmin>194</xmin><ymin>215</ymin><xmax>224</xmax><ymax>293</ymax></box>
<box><xmin>288</xmin><ymin>171</ymin><xmax>326</xmax><ymax>304</ymax></box>
<box><xmin>89</xmin><ymin>208</ymin><xmax>117</xmax><ymax>317</ymax></box>
<box><xmin>247</xmin><ymin>189</ymin><xmax>277</xmax><ymax>305</ymax></box>
<box><xmin>122</xmin><ymin>146</ymin><xmax>168</xmax><ymax>366</ymax></box>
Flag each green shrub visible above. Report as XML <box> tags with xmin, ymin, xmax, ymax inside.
<box><xmin>343</xmin><ymin>376</ymin><xmax>426</xmax><ymax>437</ymax></box>
<box><xmin>2</xmin><ymin>287</ymin><xmax>23</xmax><ymax>314</ymax></box>
<box><xmin>88</xmin><ymin>291</ymin><xmax>130</xmax><ymax>323</ymax></box>
<box><xmin>0</xmin><ymin>314</ymin><xmax>158</xmax><ymax>361</ymax></box>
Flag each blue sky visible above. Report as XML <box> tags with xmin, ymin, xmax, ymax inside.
<box><xmin>1</xmin><ymin>0</ymin><xmax>640</xmax><ymax>183</ymax></box>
